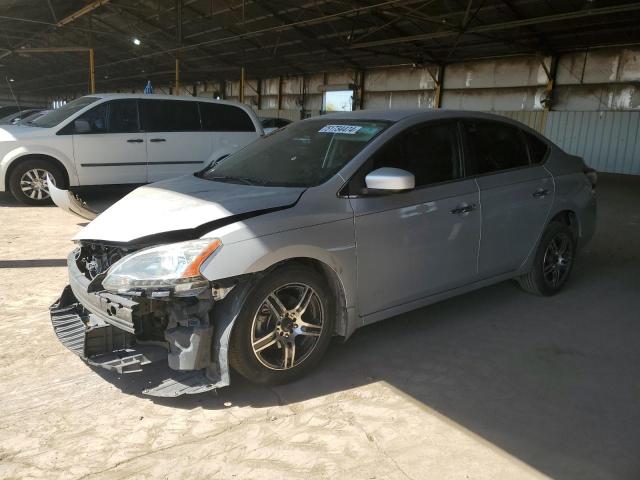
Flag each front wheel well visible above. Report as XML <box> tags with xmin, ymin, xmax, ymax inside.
<box><xmin>5</xmin><ymin>154</ymin><xmax>70</xmax><ymax>191</ymax></box>
<box><xmin>264</xmin><ymin>257</ymin><xmax>349</xmax><ymax>338</ymax></box>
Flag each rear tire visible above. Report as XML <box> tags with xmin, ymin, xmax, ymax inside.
<box><xmin>518</xmin><ymin>222</ymin><xmax>576</xmax><ymax>296</ymax></box>
<box><xmin>229</xmin><ymin>264</ymin><xmax>334</xmax><ymax>385</ymax></box>
<box><xmin>8</xmin><ymin>158</ymin><xmax>66</xmax><ymax>205</ymax></box>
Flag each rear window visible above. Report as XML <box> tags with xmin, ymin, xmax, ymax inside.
<box><xmin>140</xmin><ymin>99</ymin><xmax>200</xmax><ymax>132</ymax></box>
<box><xmin>200</xmin><ymin>102</ymin><xmax>255</xmax><ymax>132</ymax></box>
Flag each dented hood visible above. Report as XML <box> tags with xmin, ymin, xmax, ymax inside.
<box><xmin>74</xmin><ymin>175</ymin><xmax>305</xmax><ymax>243</ymax></box>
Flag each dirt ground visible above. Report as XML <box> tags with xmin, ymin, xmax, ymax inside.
<box><xmin>1</xmin><ymin>175</ymin><xmax>639</xmax><ymax>480</ymax></box>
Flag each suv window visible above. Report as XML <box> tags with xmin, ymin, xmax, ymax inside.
<box><xmin>72</xmin><ymin>100</ymin><xmax>140</xmax><ymax>134</ymax></box>
<box><xmin>75</xmin><ymin>102</ymin><xmax>108</xmax><ymax>133</ymax></box>
<box><xmin>200</xmin><ymin>102</ymin><xmax>255</xmax><ymax>132</ymax></box>
<box><xmin>108</xmin><ymin>100</ymin><xmax>139</xmax><ymax>133</ymax></box>
<box><xmin>464</xmin><ymin>120</ymin><xmax>529</xmax><ymax>174</ymax></box>
<box><xmin>524</xmin><ymin>131</ymin><xmax>549</xmax><ymax>164</ymax></box>
<box><xmin>349</xmin><ymin>121</ymin><xmax>461</xmax><ymax>194</ymax></box>
<box><xmin>140</xmin><ymin>99</ymin><xmax>200</xmax><ymax>132</ymax></box>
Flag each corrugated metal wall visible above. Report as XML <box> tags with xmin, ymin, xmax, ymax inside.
<box><xmin>495</xmin><ymin>110</ymin><xmax>640</xmax><ymax>174</ymax></box>
<box><xmin>545</xmin><ymin>111</ymin><xmax>640</xmax><ymax>175</ymax></box>
<box><xmin>496</xmin><ymin>110</ymin><xmax>548</xmax><ymax>133</ymax></box>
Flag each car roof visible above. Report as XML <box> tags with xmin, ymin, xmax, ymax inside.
<box><xmin>318</xmin><ymin>109</ymin><xmax>520</xmax><ymax>123</ymax></box>
<box><xmin>87</xmin><ymin>92</ymin><xmax>247</xmax><ymax>108</ymax></box>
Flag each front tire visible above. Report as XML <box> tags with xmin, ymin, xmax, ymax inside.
<box><xmin>518</xmin><ymin>222</ymin><xmax>576</xmax><ymax>296</ymax></box>
<box><xmin>229</xmin><ymin>264</ymin><xmax>334</xmax><ymax>385</ymax></box>
<box><xmin>8</xmin><ymin>158</ymin><xmax>66</xmax><ymax>205</ymax></box>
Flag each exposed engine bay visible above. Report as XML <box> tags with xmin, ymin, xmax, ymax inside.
<box><xmin>50</xmin><ymin>240</ymin><xmax>244</xmax><ymax>397</ymax></box>
<box><xmin>75</xmin><ymin>242</ymin><xmax>132</xmax><ymax>280</ymax></box>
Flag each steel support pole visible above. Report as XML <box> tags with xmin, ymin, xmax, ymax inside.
<box><xmin>89</xmin><ymin>48</ymin><xmax>96</xmax><ymax>94</ymax></box>
<box><xmin>175</xmin><ymin>57</ymin><xmax>180</xmax><ymax>94</ymax></box>
<box><xmin>434</xmin><ymin>64</ymin><xmax>444</xmax><ymax>108</ymax></box>
<box><xmin>240</xmin><ymin>66</ymin><xmax>245</xmax><ymax>103</ymax></box>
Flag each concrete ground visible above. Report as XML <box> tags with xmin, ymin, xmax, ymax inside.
<box><xmin>0</xmin><ymin>174</ymin><xmax>638</xmax><ymax>480</ymax></box>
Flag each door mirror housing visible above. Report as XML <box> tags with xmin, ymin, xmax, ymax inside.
<box><xmin>74</xmin><ymin>119</ymin><xmax>91</xmax><ymax>134</ymax></box>
<box><xmin>365</xmin><ymin>167</ymin><xmax>415</xmax><ymax>192</ymax></box>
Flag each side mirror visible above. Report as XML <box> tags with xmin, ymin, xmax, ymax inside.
<box><xmin>365</xmin><ymin>167</ymin><xmax>415</xmax><ymax>192</ymax></box>
<box><xmin>74</xmin><ymin>119</ymin><xmax>91</xmax><ymax>134</ymax></box>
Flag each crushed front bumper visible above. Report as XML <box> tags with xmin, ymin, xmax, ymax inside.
<box><xmin>50</xmin><ymin>253</ymin><xmax>228</xmax><ymax>397</ymax></box>
<box><xmin>47</xmin><ymin>174</ymin><xmax>98</xmax><ymax>220</ymax></box>
<box><xmin>50</xmin><ymin>285</ymin><xmax>166</xmax><ymax>374</ymax></box>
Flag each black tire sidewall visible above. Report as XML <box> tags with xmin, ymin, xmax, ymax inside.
<box><xmin>531</xmin><ymin>222</ymin><xmax>576</xmax><ymax>296</ymax></box>
<box><xmin>9</xmin><ymin>158</ymin><xmax>65</xmax><ymax>205</ymax></box>
<box><xmin>230</xmin><ymin>265</ymin><xmax>335</xmax><ymax>385</ymax></box>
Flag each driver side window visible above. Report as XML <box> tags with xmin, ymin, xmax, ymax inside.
<box><xmin>347</xmin><ymin>121</ymin><xmax>462</xmax><ymax>195</ymax></box>
<box><xmin>74</xmin><ymin>100</ymin><xmax>139</xmax><ymax>134</ymax></box>
<box><xmin>75</xmin><ymin>103</ymin><xmax>108</xmax><ymax>133</ymax></box>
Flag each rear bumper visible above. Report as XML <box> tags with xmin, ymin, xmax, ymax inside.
<box><xmin>578</xmin><ymin>195</ymin><xmax>597</xmax><ymax>249</ymax></box>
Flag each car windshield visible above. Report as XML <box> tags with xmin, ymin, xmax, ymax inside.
<box><xmin>201</xmin><ymin>119</ymin><xmax>389</xmax><ymax>187</ymax></box>
<box><xmin>31</xmin><ymin>97</ymin><xmax>100</xmax><ymax>128</ymax></box>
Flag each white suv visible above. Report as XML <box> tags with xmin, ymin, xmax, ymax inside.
<box><xmin>0</xmin><ymin>94</ymin><xmax>264</xmax><ymax>205</ymax></box>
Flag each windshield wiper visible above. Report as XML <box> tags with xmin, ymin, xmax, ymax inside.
<box><xmin>207</xmin><ymin>175</ymin><xmax>260</xmax><ymax>186</ymax></box>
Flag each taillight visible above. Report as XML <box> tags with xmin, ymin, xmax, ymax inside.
<box><xmin>584</xmin><ymin>168</ymin><xmax>597</xmax><ymax>192</ymax></box>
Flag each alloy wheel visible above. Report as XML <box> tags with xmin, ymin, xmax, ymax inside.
<box><xmin>20</xmin><ymin>168</ymin><xmax>55</xmax><ymax>200</ymax></box>
<box><xmin>542</xmin><ymin>232</ymin><xmax>573</xmax><ymax>288</ymax></box>
<box><xmin>250</xmin><ymin>283</ymin><xmax>324</xmax><ymax>370</ymax></box>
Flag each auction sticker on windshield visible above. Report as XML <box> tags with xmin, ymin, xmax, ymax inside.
<box><xmin>318</xmin><ymin>124</ymin><xmax>362</xmax><ymax>134</ymax></box>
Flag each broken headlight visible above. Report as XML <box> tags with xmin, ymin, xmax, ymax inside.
<box><xmin>102</xmin><ymin>238</ymin><xmax>221</xmax><ymax>296</ymax></box>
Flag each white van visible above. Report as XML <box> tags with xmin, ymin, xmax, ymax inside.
<box><xmin>0</xmin><ymin>94</ymin><xmax>263</xmax><ymax>204</ymax></box>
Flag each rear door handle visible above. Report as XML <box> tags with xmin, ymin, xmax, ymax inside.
<box><xmin>532</xmin><ymin>188</ymin><xmax>550</xmax><ymax>198</ymax></box>
<box><xmin>126</xmin><ymin>138</ymin><xmax>144</xmax><ymax>143</ymax></box>
<box><xmin>450</xmin><ymin>204</ymin><xmax>477</xmax><ymax>215</ymax></box>
<box><xmin>149</xmin><ymin>138</ymin><xmax>166</xmax><ymax>143</ymax></box>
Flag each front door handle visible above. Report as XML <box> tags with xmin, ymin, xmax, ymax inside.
<box><xmin>532</xmin><ymin>188</ymin><xmax>550</xmax><ymax>198</ymax></box>
<box><xmin>450</xmin><ymin>204</ymin><xmax>477</xmax><ymax>215</ymax></box>
<box><xmin>126</xmin><ymin>138</ymin><xmax>144</xmax><ymax>143</ymax></box>
<box><xmin>149</xmin><ymin>138</ymin><xmax>166</xmax><ymax>143</ymax></box>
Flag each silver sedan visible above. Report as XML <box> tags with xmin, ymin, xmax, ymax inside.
<box><xmin>50</xmin><ymin>110</ymin><xmax>597</xmax><ymax>397</ymax></box>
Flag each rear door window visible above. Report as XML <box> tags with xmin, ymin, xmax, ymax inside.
<box><xmin>199</xmin><ymin>102</ymin><xmax>255</xmax><ymax>132</ymax></box>
<box><xmin>140</xmin><ymin>99</ymin><xmax>200</xmax><ymax>132</ymax></box>
<box><xmin>463</xmin><ymin>120</ymin><xmax>529</xmax><ymax>174</ymax></box>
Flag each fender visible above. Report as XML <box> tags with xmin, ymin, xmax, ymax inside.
<box><xmin>0</xmin><ymin>144</ymin><xmax>79</xmax><ymax>190</ymax></box>
<box><xmin>199</xmin><ymin>219</ymin><xmax>359</xmax><ymax>338</ymax></box>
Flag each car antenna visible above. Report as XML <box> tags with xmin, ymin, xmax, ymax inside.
<box><xmin>5</xmin><ymin>75</ymin><xmax>21</xmax><ymax>115</ymax></box>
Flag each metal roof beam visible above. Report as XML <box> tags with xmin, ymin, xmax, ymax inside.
<box><xmin>56</xmin><ymin>0</ymin><xmax>111</xmax><ymax>27</ymax></box>
<box><xmin>351</xmin><ymin>3</ymin><xmax>640</xmax><ymax>49</ymax></box>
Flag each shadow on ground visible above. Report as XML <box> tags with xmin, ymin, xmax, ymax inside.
<box><xmin>84</xmin><ymin>174</ymin><xmax>640</xmax><ymax>480</ymax></box>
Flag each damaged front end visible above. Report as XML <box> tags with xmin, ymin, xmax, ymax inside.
<box><xmin>50</xmin><ymin>242</ymin><xmax>243</xmax><ymax>397</ymax></box>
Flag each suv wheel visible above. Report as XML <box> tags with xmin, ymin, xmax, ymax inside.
<box><xmin>229</xmin><ymin>264</ymin><xmax>334</xmax><ymax>385</ymax></box>
<box><xmin>518</xmin><ymin>221</ymin><xmax>576</xmax><ymax>296</ymax></box>
<box><xmin>8</xmin><ymin>158</ymin><xmax>66</xmax><ymax>205</ymax></box>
